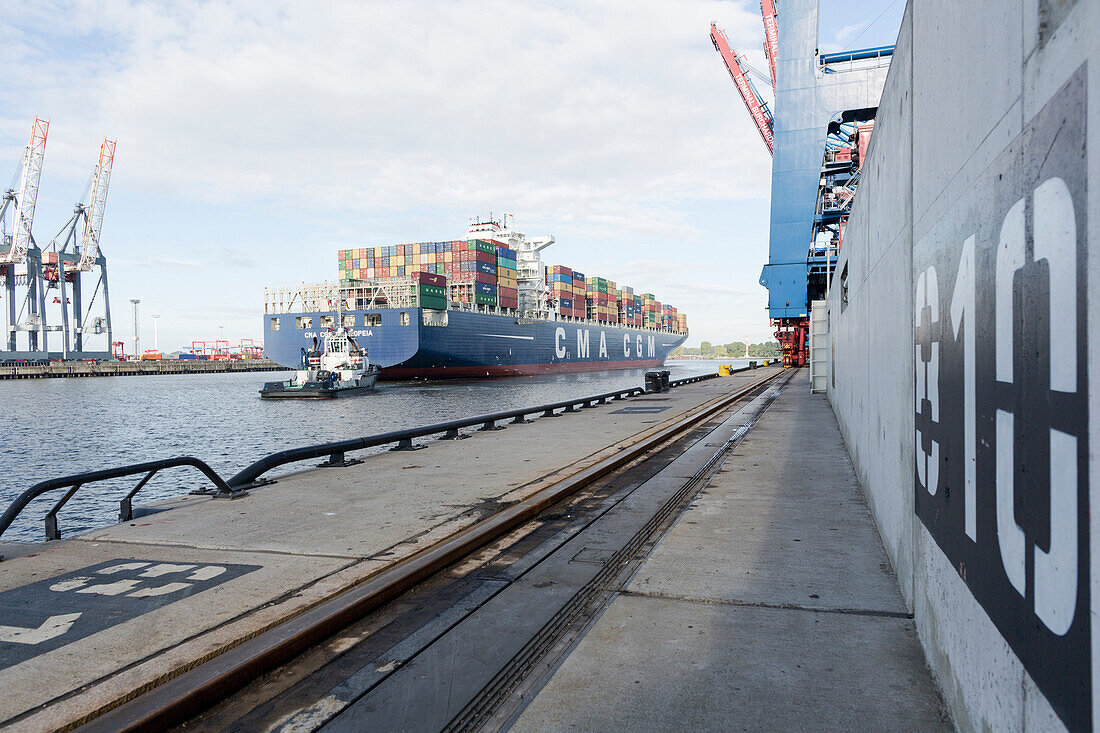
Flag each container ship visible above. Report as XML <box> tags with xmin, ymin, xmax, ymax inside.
<box><xmin>262</xmin><ymin>218</ymin><xmax>689</xmax><ymax>378</ymax></box>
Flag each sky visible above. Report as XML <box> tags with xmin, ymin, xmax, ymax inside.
<box><xmin>1</xmin><ymin>0</ymin><xmax>904</xmax><ymax>352</ymax></box>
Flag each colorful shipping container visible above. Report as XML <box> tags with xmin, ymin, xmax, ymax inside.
<box><xmin>337</xmin><ymin>243</ymin><xmax>685</xmax><ymax>333</ymax></box>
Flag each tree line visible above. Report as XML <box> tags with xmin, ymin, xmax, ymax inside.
<box><xmin>672</xmin><ymin>341</ymin><xmax>781</xmax><ymax>358</ymax></box>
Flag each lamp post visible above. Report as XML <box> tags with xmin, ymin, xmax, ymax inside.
<box><xmin>130</xmin><ymin>299</ymin><xmax>141</xmax><ymax>357</ymax></box>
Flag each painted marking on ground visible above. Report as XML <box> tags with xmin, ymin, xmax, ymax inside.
<box><xmin>0</xmin><ymin>559</ymin><xmax>259</xmax><ymax>668</ymax></box>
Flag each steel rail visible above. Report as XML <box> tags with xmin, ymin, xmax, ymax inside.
<box><xmin>77</xmin><ymin>367</ymin><xmax>784</xmax><ymax>733</ymax></box>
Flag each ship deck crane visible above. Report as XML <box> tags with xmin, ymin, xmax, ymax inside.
<box><xmin>710</xmin><ymin>23</ymin><xmax>774</xmax><ymax>155</ymax></box>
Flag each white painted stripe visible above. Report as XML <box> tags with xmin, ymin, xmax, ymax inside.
<box><xmin>480</xmin><ymin>334</ymin><xmax>536</xmax><ymax>340</ymax></box>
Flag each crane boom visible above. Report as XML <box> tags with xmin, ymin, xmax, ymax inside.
<box><xmin>761</xmin><ymin>0</ymin><xmax>779</xmax><ymax>89</ymax></box>
<box><xmin>710</xmin><ymin>23</ymin><xmax>774</xmax><ymax>155</ymax></box>
<box><xmin>3</xmin><ymin>117</ymin><xmax>49</xmax><ymax>265</ymax></box>
<box><xmin>78</xmin><ymin>137</ymin><xmax>116</xmax><ymax>270</ymax></box>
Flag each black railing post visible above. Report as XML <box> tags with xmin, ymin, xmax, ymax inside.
<box><xmin>44</xmin><ymin>483</ymin><xmax>81</xmax><ymax>541</ymax></box>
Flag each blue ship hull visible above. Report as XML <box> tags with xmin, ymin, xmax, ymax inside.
<box><xmin>263</xmin><ymin>309</ymin><xmax>687</xmax><ymax>379</ymax></box>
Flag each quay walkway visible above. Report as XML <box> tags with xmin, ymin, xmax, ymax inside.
<box><xmin>0</xmin><ymin>366</ymin><xmax>951</xmax><ymax>730</ymax></box>
<box><xmin>513</xmin><ymin>370</ymin><xmax>950</xmax><ymax>731</ymax></box>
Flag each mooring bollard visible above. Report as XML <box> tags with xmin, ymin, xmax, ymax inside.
<box><xmin>645</xmin><ymin>371</ymin><xmax>662</xmax><ymax>393</ymax></box>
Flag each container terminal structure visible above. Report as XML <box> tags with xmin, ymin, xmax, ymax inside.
<box><xmin>712</xmin><ymin>9</ymin><xmax>891</xmax><ymax>366</ymax></box>
<box><xmin>719</xmin><ymin>0</ymin><xmax>1098</xmax><ymax>730</ymax></box>
<box><xmin>0</xmin><ymin>119</ymin><xmax>116</xmax><ymax>362</ymax></box>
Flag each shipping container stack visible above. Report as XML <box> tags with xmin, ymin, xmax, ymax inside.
<box><xmin>586</xmin><ymin>277</ymin><xmax>617</xmax><ymax>323</ymax></box>
<box><xmin>336</xmin><ymin>244</ymin><xmax>685</xmax><ymax>331</ymax></box>
<box><xmin>571</xmin><ymin>271</ymin><xmax>585</xmax><ymax>318</ymax></box>
<box><xmin>547</xmin><ymin>265</ymin><xmax>575</xmax><ymax>316</ymax></box>
<box><xmin>642</xmin><ymin>293</ymin><xmax>658</xmax><ymax>328</ymax></box>
<box><xmin>337</xmin><ymin>239</ymin><xmax>522</xmax><ymax>310</ymax></box>
<box><xmin>468</xmin><ymin>239</ymin><xmax>498</xmax><ymax>307</ymax></box>
<box><xmin>497</xmin><ymin>245</ymin><xmax>518</xmax><ymax>309</ymax></box>
<box><xmin>338</xmin><ymin>241</ymin><xmax>459</xmax><ymax>281</ymax></box>
<box><xmin>417</xmin><ymin>272</ymin><xmax>447</xmax><ymax>310</ymax></box>
<box><xmin>618</xmin><ymin>285</ymin><xmax>635</xmax><ymax>325</ymax></box>
<box><xmin>661</xmin><ymin>304</ymin><xmax>677</xmax><ymax>332</ymax></box>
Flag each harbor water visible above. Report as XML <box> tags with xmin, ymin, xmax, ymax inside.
<box><xmin>1</xmin><ymin>360</ymin><xmax>746</xmax><ymax>542</ymax></box>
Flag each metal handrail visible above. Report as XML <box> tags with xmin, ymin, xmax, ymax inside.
<box><xmin>226</xmin><ymin>384</ymin><xmax>651</xmax><ymax>488</ymax></box>
<box><xmin>0</xmin><ymin>456</ymin><xmax>236</xmax><ymax>541</ymax></box>
<box><xmin>0</xmin><ymin>368</ymin><xmax>742</xmax><ymax>545</ymax></box>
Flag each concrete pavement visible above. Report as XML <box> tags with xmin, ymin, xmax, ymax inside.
<box><xmin>0</xmin><ymin>367</ymin><xmax>777</xmax><ymax>730</ymax></box>
<box><xmin>513</xmin><ymin>370</ymin><xmax>952</xmax><ymax>731</ymax></box>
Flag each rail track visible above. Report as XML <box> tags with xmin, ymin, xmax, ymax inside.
<box><xmin>79</xmin><ymin>368</ymin><xmax>789</xmax><ymax>732</ymax></box>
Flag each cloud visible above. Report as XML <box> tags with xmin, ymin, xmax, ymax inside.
<box><xmin>3</xmin><ymin>0</ymin><xmax>770</xmax><ymax>229</ymax></box>
<box><xmin>114</xmin><ymin>256</ymin><xmax>202</xmax><ymax>271</ymax></box>
<box><xmin>3</xmin><ymin>1</ymin><xmax>778</xmax><ymax>349</ymax></box>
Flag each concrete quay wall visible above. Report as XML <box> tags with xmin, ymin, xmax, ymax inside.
<box><xmin>0</xmin><ymin>358</ymin><xmax>285</xmax><ymax>379</ymax></box>
<box><xmin>826</xmin><ymin>1</ymin><xmax>1096</xmax><ymax>730</ymax></box>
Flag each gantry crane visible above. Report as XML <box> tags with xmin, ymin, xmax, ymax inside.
<box><xmin>1</xmin><ymin>123</ymin><xmax>115</xmax><ymax>361</ymax></box>
<box><xmin>712</xmin><ymin>1</ymin><xmax>892</xmax><ymax>367</ymax></box>
<box><xmin>44</xmin><ymin>137</ymin><xmax>116</xmax><ymax>358</ymax></box>
<box><xmin>710</xmin><ymin>23</ymin><xmax>774</xmax><ymax>154</ymax></box>
<box><xmin>1</xmin><ymin>117</ymin><xmax>50</xmax><ymax>353</ymax></box>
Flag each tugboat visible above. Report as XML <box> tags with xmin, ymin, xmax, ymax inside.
<box><xmin>260</xmin><ymin>327</ymin><xmax>380</xmax><ymax>399</ymax></box>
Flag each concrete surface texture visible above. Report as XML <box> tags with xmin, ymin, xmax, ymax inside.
<box><xmin>0</xmin><ymin>369</ymin><xmax>775</xmax><ymax>730</ymax></box>
<box><xmin>514</xmin><ymin>371</ymin><xmax>951</xmax><ymax>731</ymax></box>
<box><xmin>825</xmin><ymin>0</ymin><xmax>1096</xmax><ymax>730</ymax></box>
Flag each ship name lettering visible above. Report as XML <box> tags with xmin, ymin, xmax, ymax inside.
<box><xmin>577</xmin><ymin>330</ymin><xmax>590</xmax><ymax>359</ymax></box>
<box><xmin>647</xmin><ymin>336</ymin><xmax>655</xmax><ymax>357</ymax></box>
<box><xmin>554</xmin><ymin>327</ymin><xmax>567</xmax><ymax>358</ymax></box>
<box><xmin>598</xmin><ymin>332</ymin><xmax>608</xmax><ymax>358</ymax></box>
<box><xmin>623</xmin><ymin>334</ymin><xmax>630</xmax><ymax>357</ymax></box>
<box><xmin>637</xmin><ymin>336</ymin><xmax>643</xmax><ymax>356</ymax></box>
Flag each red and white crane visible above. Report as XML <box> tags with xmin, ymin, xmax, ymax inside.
<box><xmin>760</xmin><ymin>0</ymin><xmax>779</xmax><ymax>89</ymax></box>
<box><xmin>710</xmin><ymin>23</ymin><xmax>774</xmax><ymax>155</ymax></box>
<box><xmin>77</xmin><ymin>137</ymin><xmax>116</xmax><ymax>271</ymax></box>
<box><xmin>2</xmin><ymin>117</ymin><xmax>49</xmax><ymax>265</ymax></box>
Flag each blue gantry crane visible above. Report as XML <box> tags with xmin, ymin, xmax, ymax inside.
<box><xmin>712</xmin><ymin>0</ymin><xmax>894</xmax><ymax>365</ymax></box>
